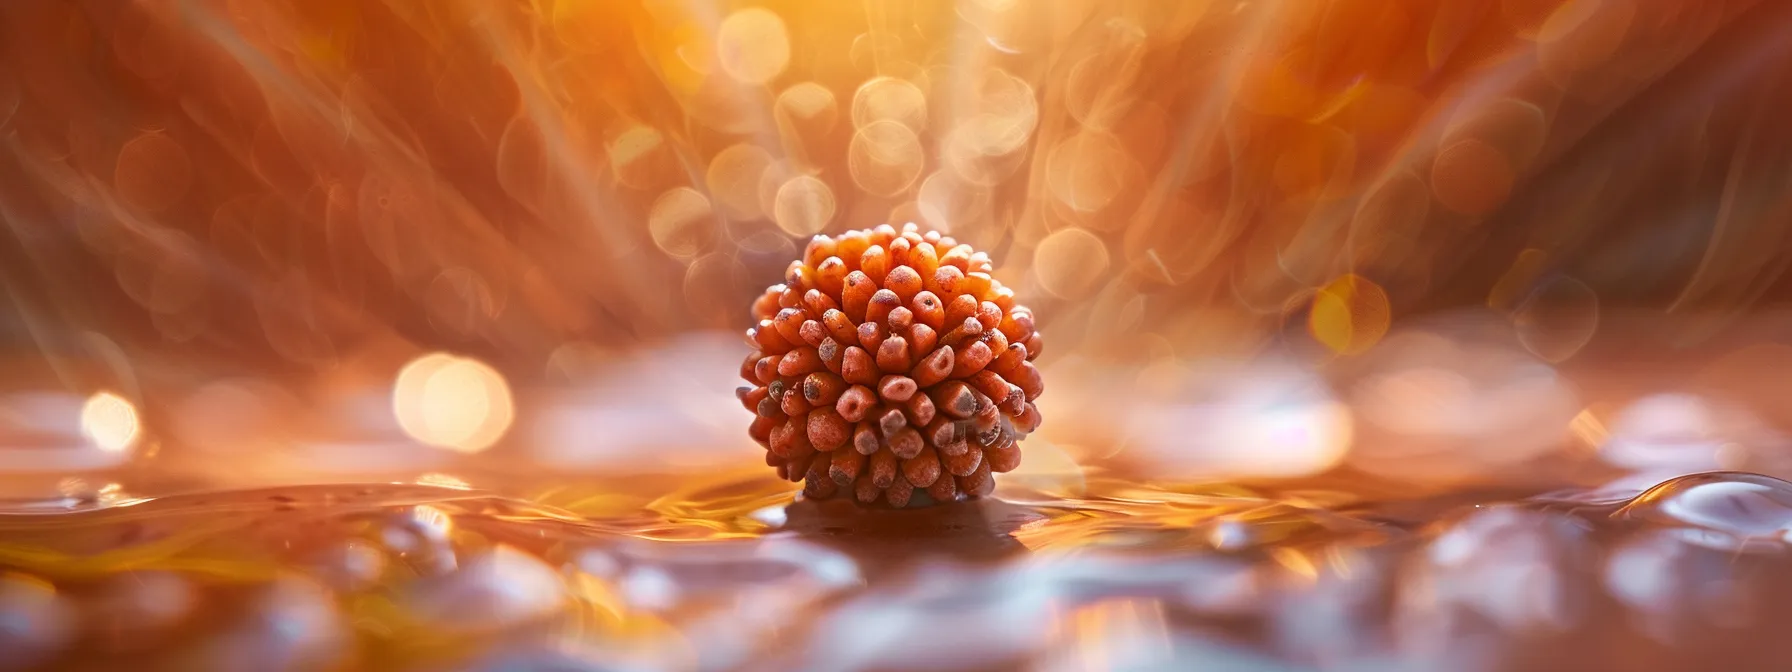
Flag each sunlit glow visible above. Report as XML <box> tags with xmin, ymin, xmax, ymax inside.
<box><xmin>1308</xmin><ymin>274</ymin><xmax>1391</xmax><ymax>356</ymax></box>
<box><xmin>416</xmin><ymin>473</ymin><xmax>472</xmax><ymax>490</ymax></box>
<box><xmin>79</xmin><ymin>392</ymin><xmax>140</xmax><ymax>454</ymax></box>
<box><xmin>1346</xmin><ymin>327</ymin><xmax>1582</xmax><ymax>483</ymax></box>
<box><xmin>1123</xmin><ymin>364</ymin><xmax>1354</xmax><ymax>479</ymax></box>
<box><xmin>393</xmin><ymin>353</ymin><xmax>515</xmax><ymax>453</ymax></box>
<box><xmin>1599</xmin><ymin>394</ymin><xmax>1774</xmax><ymax>472</ymax></box>
<box><xmin>1568</xmin><ymin>407</ymin><xmax>1609</xmax><ymax>451</ymax></box>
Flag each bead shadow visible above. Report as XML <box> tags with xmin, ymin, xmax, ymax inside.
<box><xmin>777</xmin><ymin>496</ymin><xmax>1040</xmax><ymax>577</ymax></box>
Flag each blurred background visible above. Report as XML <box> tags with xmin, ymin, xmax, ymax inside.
<box><xmin>17</xmin><ymin>2</ymin><xmax>1792</xmax><ymax>671</ymax></box>
<box><xmin>3</xmin><ymin>0</ymin><xmax>1792</xmax><ymax>495</ymax></box>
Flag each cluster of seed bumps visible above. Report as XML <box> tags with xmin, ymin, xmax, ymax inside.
<box><xmin>739</xmin><ymin>223</ymin><xmax>1045</xmax><ymax>507</ymax></box>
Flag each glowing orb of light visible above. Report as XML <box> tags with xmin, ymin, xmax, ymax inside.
<box><xmin>393</xmin><ymin>353</ymin><xmax>515</xmax><ymax>453</ymax></box>
<box><xmin>79</xmin><ymin>392</ymin><xmax>140</xmax><ymax>454</ymax></box>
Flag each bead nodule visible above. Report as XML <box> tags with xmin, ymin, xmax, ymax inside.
<box><xmin>739</xmin><ymin>224</ymin><xmax>1044</xmax><ymax>507</ymax></box>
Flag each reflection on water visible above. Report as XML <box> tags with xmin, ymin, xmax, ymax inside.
<box><xmin>4</xmin><ymin>467</ymin><xmax>1792</xmax><ymax>670</ymax></box>
<box><xmin>11</xmin><ymin>318</ymin><xmax>1792</xmax><ymax>669</ymax></box>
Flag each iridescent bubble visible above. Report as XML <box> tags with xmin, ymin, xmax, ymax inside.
<box><xmin>851</xmin><ymin>77</ymin><xmax>928</xmax><ymax>132</ymax></box>
<box><xmin>648</xmin><ymin>187</ymin><xmax>717</xmax><ymax>260</ymax></box>
<box><xmin>1514</xmin><ymin>275</ymin><xmax>1599</xmax><ymax>362</ymax></box>
<box><xmin>847</xmin><ymin>120</ymin><xmax>924</xmax><ymax>197</ymax></box>
<box><xmin>706</xmin><ymin>144</ymin><xmax>776</xmax><ymax>220</ymax></box>
<box><xmin>1034</xmin><ymin>227</ymin><xmax>1111</xmax><ymax>299</ymax></box>
<box><xmin>773</xmin><ymin>175</ymin><xmax>836</xmax><ymax>236</ymax></box>
<box><xmin>716</xmin><ymin>8</ymin><xmax>790</xmax><ymax>85</ymax></box>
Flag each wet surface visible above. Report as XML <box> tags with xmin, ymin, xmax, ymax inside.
<box><xmin>5</xmin><ymin>468</ymin><xmax>1792</xmax><ymax>671</ymax></box>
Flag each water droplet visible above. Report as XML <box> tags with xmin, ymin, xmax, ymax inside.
<box><xmin>1619</xmin><ymin>473</ymin><xmax>1792</xmax><ymax>545</ymax></box>
<box><xmin>196</xmin><ymin>578</ymin><xmax>345</xmax><ymax>670</ymax></box>
<box><xmin>405</xmin><ymin>546</ymin><xmax>567</xmax><ymax>633</ymax></box>
<box><xmin>1604</xmin><ymin>531</ymin><xmax>1746</xmax><ymax>641</ymax></box>
<box><xmin>312</xmin><ymin>542</ymin><xmax>386</xmax><ymax>592</ymax></box>
<box><xmin>1409</xmin><ymin>508</ymin><xmax>1591</xmax><ymax>633</ymax></box>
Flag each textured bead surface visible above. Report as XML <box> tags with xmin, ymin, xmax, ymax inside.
<box><xmin>740</xmin><ymin>224</ymin><xmax>1043</xmax><ymax>507</ymax></box>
